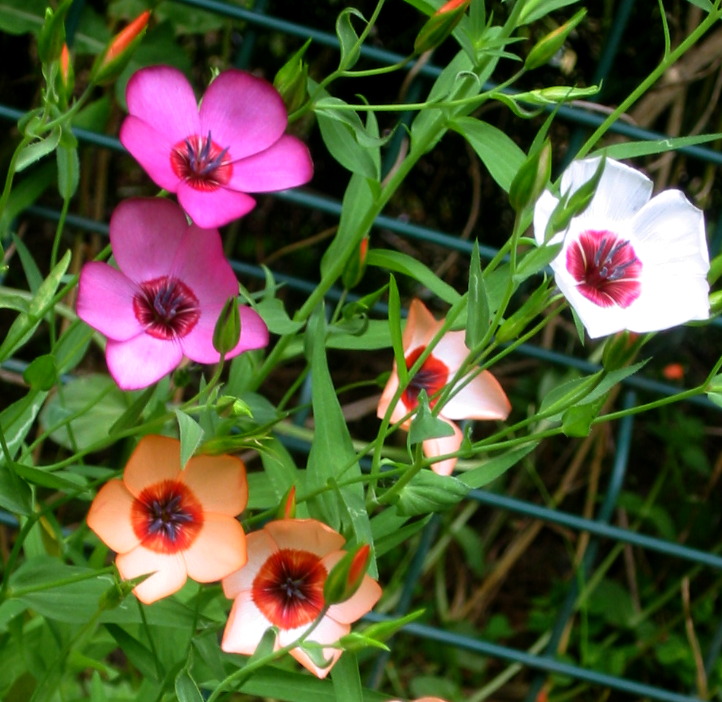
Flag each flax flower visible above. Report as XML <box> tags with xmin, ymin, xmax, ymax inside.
<box><xmin>77</xmin><ymin>198</ymin><xmax>268</xmax><ymax>390</ymax></box>
<box><xmin>534</xmin><ymin>156</ymin><xmax>710</xmax><ymax>339</ymax></box>
<box><xmin>221</xmin><ymin>519</ymin><xmax>382</xmax><ymax>679</ymax></box>
<box><xmin>87</xmin><ymin>435</ymin><xmax>248</xmax><ymax>604</ymax></box>
<box><xmin>377</xmin><ymin>299</ymin><xmax>511</xmax><ymax>476</ymax></box>
<box><xmin>119</xmin><ymin>65</ymin><xmax>313</xmax><ymax>228</ymax></box>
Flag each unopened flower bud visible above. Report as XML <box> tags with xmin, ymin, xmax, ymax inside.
<box><xmin>414</xmin><ymin>0</ymin><xmax>470</xmax><ymax>54</ymax></box>
<box><xmin>524</xmin><ymin>9</ymin><xmax>586</xmax><ymax>71</ymax></box>
<box><xmin>342</xmin><ymin>236</ymin><xmax>369</xmax><ymax>289</ymax></box>
<box><xmin>37</xmin><ymin>0</ymin><xmax>72</xmax><ymax>63</ymax></box>
<box><xmin>59</xmin><ymin>43</ymin><xmax>74</xmax><ymax>102</ymax></box>
<box><xmin>276</xmin><ymin>486</ymin><xmax>296</xmax><ymax>520</ymax></box>
<box><xmin>509</xmin><ymin>139</ymin><xmax>552</xmax><ymax>212</ymax></box>
<box><xmin>212</xmin><ymin>296</ymin><xmax>241</xmax><ymax>356</ymax></box>
<box><xmin>90</xmin><ymin>10</ymin><xmax>150</xmax><ymax>86</ymax></box>
<box><xmin>274</xmin><ymin>39</ymin><xmax>310</xmax><ymax>114</ymax></box>
<box><xmin>601</xmin><ymin>331</ymin><xmax>641</xmax><ymax>372</ymax></box>
<box><xmin>323</xmin><ymin>544</ymin><xmax>371</xmax><ymax>605</ymax></box>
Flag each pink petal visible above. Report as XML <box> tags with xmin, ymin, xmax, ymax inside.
<box><xmin>432</xmin><ymin>329</ymin><xmax>467</xmax><ymax>374</ymax></box>
<box><xmin>264</xmin><ymin>519</ymin><xmax>345</xmax><ymax>558</ymax></box>
<box><xmin>182</xmin><ymin>453</ymin><xmax>247</xmax><ymax>515</ymax></box>
<box><xmin>423</xmin><ymin>419</ymin><xmax>463</xmax><ymax>476</ymax></box>
<box><xmin>119</xmin><ymin>116</ymin><xmax>180</xmax><ymax>192</ymax></box>
<box><xmin>183</xmin><ymin>514</ymin><xmax>247</xmax><ymax>582</ymax></box>
<box><xmin>322</xmin><ymin>552</ymin><xmax>382</xmax><ymax>624</ymax></box>
<box><xmin>116</xmin><ymin>545</ymin><xmax>187</xmax><ymax>604</ymax></box>
<box><xmin>86</xmin><ymin>479</ymin><xmax>140</xmax><ymax>554</ymax></box>
<box><xmin>110</xmin><ymin>199</ymin><xmax>189</xmax><ymax>284</ymax></box>
<box><xmin>123</xmin><ymin>435</ymin><xmax>182</xmax><ymax>498</ymax></box>
<box><xmin>221</xmin><ymin>590</ymin><xmax>275</xmax><ymax>655</ymax></box>
<box><xmin>180</xmin><ymin>305</ymin><xmax>269</xmax><ymax>364</ymax></box>
<box><xmin>403</xmin><ymin>299</ymin><xmax>440</xmax><ymax>351</ymax></box>
<box><xmin>77</xmin><ymin>262</ymin><xmax>143</xmax><ymax>341</ymax></box>
<box><xmin>280</xmin><ymin>617</ymin><xmax>348</xmax><ymax>679</ymax></box>
<box><xmin>177</xmin><ymin>181</ymin><xmax>256</xmax><ymax>229</ymax></box>
<box><xmin>442</xmin><ymin>369</ymin><xmax>511</xmax><ymax>421</ymax></box>
<box><xmin>377</xmin><ymin>368</ymin><xmax>407</xmax><ymax>424</ymax></box>
<box><xmin>199</xmin><ymin>70</ymin><xmax>288</xmax><ymax>161</ymax></box>
<box><xmin>125</xmin><ymin>66</ymin><xmax>200</xmax><ymax>145</ymax></box>
<box><xmin>222</xmin><ymin>529</ymin><xmax>278</xmax><ymax>599</ymax></box>
<box><xmin>105</xmin><ymin>335</ymin><xmax>183</xmax><ymax>390</ymax></box>
<box><xmin>228</xmin><ymin>135</ymin><xmax>313</xmax><ymax>193</ymax></box>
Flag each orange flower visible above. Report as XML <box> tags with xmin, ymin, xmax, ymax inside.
<box><xmin>222</xmin><ymin>519</ymin><xmax>382</xmax><ymax>678</ymax></box>
<box><xmin>87</xmin><ymin>435</ymin><xmax>248</xmax><ymax>604</ymax></box>
<box><xmin>378</xmin><ymin>299</ymin><xmax>511</xmax><ymax>476</ymax></box>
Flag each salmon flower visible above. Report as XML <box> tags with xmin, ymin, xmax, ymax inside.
<box><xmin>534</xmin><ymin>156</ymin><xmax>710</xmax><ymax>338</ymax></box>
<box><xmin>87</xmin><ymin>435</ymin><xmax>248</xmax><ymax>604</ymax></box>
<box><xmin>377</xmin><ymin>299</ymin><xmax>511</xmax><ymax>476</ymax></box>
<box><xmin>221</xmin><ymin>519</ymin><xmax>382</xmax><ymax>679</ymax></box>
<box><xmin>77</xmin><ymin>198</ymin><xmax>268</xmax><ymax>390</ymax></box>
<box><xmin>119</xmin><ymin>65</ymin><xmax>313</xmax><ymax>228</ymax></box>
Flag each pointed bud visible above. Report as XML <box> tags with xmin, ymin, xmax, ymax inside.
<box><xmin>525</xmin><ymin>9</ymin><xmax>587</xmax><ymax>71</ymax></box>
<box><xmin>342</xmin><ymin>236</ymin><xmax>369</xmax><ymax>289</ymax></box>
<box><xmin>323</xmin><ymin>544</ymin><xmax>372</xmax><ymax>605</ymax></box>
<box><xmin>276</xmin><ymin>486</ymin><xmax>296</xmax><ymax>520</ymax></box>
<box><xmin>414</xmin><ymin>0</ymin><xmax>470</xmax><ymax>54</ymax></box>
<box><xmin>58</xmin><ymin>44</ymin><xmax>74</xmax><ymax>101</ymax></box>
<box><xmin>509</xmin><ymin>139</ymin><xmax>552</xmax><ymax>212</ymax></box>
<box><xmin>601</xmin><ymin>331</ymin><xmax>642</xmax><ymax>372</ymax></box>
<box><xmin>212</xmin><ymin>296</ymin><xmax>241</xmax><ymax>356</ymax></box>
<box><xmin>90</xmin><ymin>10</ymin><xmax>150</xmax><ymax>86</ymax></box>
<box><xmin>37</xmin><ymin>0</ymin><xmax>72</xmax><ymax>63</ymax></box>
<box><xmin>274</xmin><ymin>39</ymin><xmax>311</xmax><ymax>114</ymax></box>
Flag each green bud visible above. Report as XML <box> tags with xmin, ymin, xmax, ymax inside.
<box><xmin>414</xmin><ymin>0</ymin><xmax>471</xmax><ymax>54</ymax></box>
<box><xmin>273</xmin><ymin>38</ymin><xmax>311</xmax><ymax>114</ymax></box>
<box><xmin>212</xmin><ymin>296</ymin><xmax>241</xmax><ymax>356</ymax></box>
<box><xmin>89</xmin><ymin>11</ymin><xmax>150</xmax><ymax>86</ymax></box>
<box><xmin>341</xmin><ymin>236</ymin><xmax>369</xmax><ymax>289</ymax></box>
<box><xmin>709</xmin><ymin>289</ymin><xmax>722</xmax><ymax>316</ymax></box>
<box><xmin>524</xmin><ymin>9</ymin><xmax>587</xmax><ymax>71</ymax></box>
<box><xmin>601</xmin><ymin>330</ymin><xmax>643</xmax><ymax>372</ymax></box>
<box><xmin>509</xmin><ymin>139</ymin><xmax>552</xmax><ymax>212</ymax></box>
<box><xmin>323</xmin><ymin>544</ymin><xmax>371</xmax><ymax>605</ymax></box>
<box><xmin>37</xmin><ymin>0</ymin><xmax>72</xmax><ymax>63</ymax></box>
<box><xmin>495</xmin><ymin>279</ymin><xmax>551</xmax><ymax>342</ymax></box>
<box><xmin>275</xmin><ymin>485</ymin><xmax>296</xmax><ymax>520</ymax></box>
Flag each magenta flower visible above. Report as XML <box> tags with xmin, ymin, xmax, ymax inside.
<box><xmin>119</xmin><ymin>66</ymin><xmax>313</xmax><ymax>228</ymax></box>
<box><xmin>534</xmin><ymin>157</ymin><xmax>710</xmax><ymax>338</ymax></box>
<box><xmin>77</xmin><ymin>198</ymin><xmax>268</xmax><ymax>390</ymax></box>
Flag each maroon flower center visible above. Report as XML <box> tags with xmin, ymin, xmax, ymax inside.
<box><xmin>565</xmin><ymin>229</ymin><xmax>643</xmax><ymax>308</ymax></box>
<box><xmin>402</xmin><ymin>346</ymin><xmax>450</xmax><ymax>410</ymax></box>
<box><xmin>252</xmin><ymin>548</ymin><xmax>327</xmax><ymax>630</ymax></box>
<box><xmin>170</xmin><ymin>131</ymin><xmax>233</xmax><ymax>191</ymax></box>
<box><xmin>131</xmin><ymin>480</ymin><xmax>204</xmax><ymax>553</ymax></box>
<box><xmin>132</xmin><ymin>276</ymin><xmax>200</xmax><ymax>340</ymax></box>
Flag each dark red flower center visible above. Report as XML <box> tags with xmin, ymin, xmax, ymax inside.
<box><xmin>170</xmin><ymin>131</ymin><xmax>233</xmax><ymax>191</ymax></box>
<box><xmin>565</xmin><ymin>229</ymin><xmax>642</xmax><ymax>308</ymax></box>
<box><xmin>131</xmin><ymin>479</ymin><xmax>204</xmax><ymax>553</ymax></box>
<box><xmin>132</xmin><ymin>276</ymin><xmax>200</xmax><ymax>340</ymax></box>
<box><xmin>252</xmin><ymin>548</ymin><xmax>327</xmax><ymax>630</ymax></box>
<box><xmin>402</xmin><ymin>346</ymin><xmax>450</xmax><ymax>410</ymax></box>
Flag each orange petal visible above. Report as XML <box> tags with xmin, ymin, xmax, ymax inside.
<box><xmin>376</xmin><ymin>368</ymin><xmax>412</xmax><ymax>427</ymax></box>
<box><xmin>222</xmin><ymin>528</ymin><xmax>277</xmax><ymax>599</ymax></box>
<box><xmin>181</xmin><ymin>452</ymin><xmax>247</xmax><ymax>515</ymax></box>
<box><xmin>221</xmin><ymin>589</ymin><xmax>276</xmax><ymax>655</ymax></box>
<box><xmin>443</xmin><ymin>368</ymin><xmax>511</xmax><ymax>421</ymax></box>
<box><xmin>280</xmin><ymin>617</ymin><xmax>348</xmax><ymax>679</ymax></box>
<box><xmin>123</xmin><ymin>435</ymin><xmax>182</xmax><ymax>497</ymax></box>
<box><xmin>87</xmin><ymin>479</ymin><xmax>139</xmax><ymax>554</ymax></box>
<box><xmin>264</xmin><ymin>519</ymin><xmax>345</xmax><ymax>557</ymax></box>
<box><xmin>423</xmin><ymin>419</ymin><xmax>463</xmax><ymax>476</ymax></box>
<box><xmin>116</xmin><ymin>545</ymin><xmax>187</xmax><ymax>604</ymax></box>
<box><xmin>183</xmin><ymin>514</ymin><xmax>247</xmax><ymax>583</ymax></box>
<box><xmin>323</xmin><ymin>551</ymin><xmax>382</xmax><ymax>624</ymax></box>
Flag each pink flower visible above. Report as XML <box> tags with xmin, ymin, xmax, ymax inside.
<box><xmin>221</xmin><ymin>519</ymin><xmax>382</xmax><ymax>679</ymax></box>
<box><xmin>119</xmin><ymin>66</ymin><xmax>313</xmax><ymax>228</ymax></box>
<box><xmin>534</xmin><ymin>157</ymin><xmax>710</xmax><ymax>338</ymax></box>
<box><xmin>87</xmin><ymin>435</ymin><xmax>248</xmax><ymax>604</ymax></box>
<box><xmin>77</xmin><ymin>198</ymin><xmax>268</xmax><ymax>390</ymax></box>
<box><xmin>377</xmin><ymin>299</ymin><xmax>511</xmax><ymax>476</ymax></box>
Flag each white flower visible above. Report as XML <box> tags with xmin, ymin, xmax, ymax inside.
<box><xmin>534</xmin><ymin>156</ymin><xmax>710</xmax><ymax>339</ymax></box>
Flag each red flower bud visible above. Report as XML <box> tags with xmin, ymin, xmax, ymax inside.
<box><xmin>276</xmin><ymin>485</ymin><xmax>297</xmax><ymax>520</ymax></box>
<box><xmin>90</xmin><ymin>11</ymin><xmax>150</xmax><ymax>85</ymax></box>
<box><xmin>414</xmin><ymin>0</ymin><xmax>471</xmax><ymax>54</ymax></box>
<box><xmin>323</xmin><ymin>543</ymin><xmax>372</xmax><ymax>605</ymax></box>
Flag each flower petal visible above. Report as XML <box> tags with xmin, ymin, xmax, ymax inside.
<box><xmin>124</xmin><ymin>66</ymin><xmax>200</xmax><ymax>145</ymax></box>
<box><xmin>423</xmin><ymin>419</ymin><xmax>463</xmax><ymax>476</ymax></box>
<box><xmin>116</xmin><ymin>545</ymin><xmax>187</xmax><ymax>604</ymax></box>
<box><xmin>182</xmin><ymin>452</ymin><xmax>247</xmax><ymax>514</ymax></box>
<box><xmin>199</xmin><ymin>70</ymin><xmax>288</xmax><ymax>161</ymax></box>
<box><xmin>280</xmin><ymin>617</ymin><xmax>348</xmax><ymax>679</ymax></box>
<box><xmin>109</xmin><ymin>198</ymin><xmax>190</xmax><ymax>284</ymax></box>
<box><xmin>86</xmin><ymin>479</ymin><xmax>140</xmax><ymax>554</ymax></box>
<box><xmin>322</xmin><ymin>552</ymin><xmax>382</xmax><ymax>624</ymax></box>
<box><xmin>403</xmin><ymin>299</ymin><xmax>440</xmax><ymax>351</ymax></box>
<box><xmin>442</xmin><ymin>369</ymin><xmax>511</xmax><ymax>421</ymax></box>
<box><xmin>228</xmin><ymin>135</ymin><xmax>313</xmax><ymax>193</ymax></box>
<box><xmin>119</xmin><ymin>116</ymin><xmax>180</xmax><ymax>192</ymax></box>
<box><xmin>123</xmin><ymin>435</ymin><xmax>182</xmax><ymax>498</ymax></box>
<box><xmin>176</xmin><ymin>181</ymin><xmax>256</xmax><ymax>229</ymax></box>
<box><xmin>221</xmin><ymin>590</ymin><xmax>275</xmax><ymax>655</ymax></box>
<box><xmin>222</xmin><ymin>529</ymin><xmax>278</xmax><ymax>599</ymax></box>
<box><xmin>183</xmin><ymin>514</ymin><xmax>247</xmax><ymax>582</ymax></box>
<box><xmin>76</xmin><ymin>262</ymin><xmax>142</xmax><ymax>341</ymax></box>
<box><xmin>264</xmin><ymin>519</ymin><xmax>345</xmax><ymax>557</ymax></box>
<box><xmin>105</xmin><ymin>335</ymin><xmax>183</xmax><ymax>390</ymax></box>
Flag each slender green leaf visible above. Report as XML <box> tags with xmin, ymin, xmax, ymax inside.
<box><xmin>465</xmin><ymin>242</ymin><xmax>489</xmax><ymax>349</ymax></box>
<box><xmin>396</xmin><ymin>470</ymin><xmax>470</xmax><ymax>515</ymax></box>
<box><xmin>175</xmin><ymin>409</ymin><xmax>204</xmax><ymax>469</ymax></box>
<box><xmin>16</xmin><ymin>127</ymin><xmax>62</xmax><ymax>171</ymax></box>
<box><xmin>336</xmin><ymin>7</ymin><xmax>366</xmax><ymax>70</ymax></box>
<box><xmin>175</xmin><ymin>668</ymin><xmax>203</xmax><ymax>702</ymax></box>
<box><xmin>593</xmin><ymin>132</ymin><xmax>722</xmax><ymax>160</ymax></box>
<box><xmin>459</xmin><ymin>442</ymin><xmax>539</xmax><ymax>489</ymax></box>
<box><xmin>332</xmin><ymin>651</ymin><xmax>364</xmax><ymax>702</ymax></box>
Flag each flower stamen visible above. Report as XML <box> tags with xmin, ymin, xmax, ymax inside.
<box><xmin>132</xmin><ymin>276</ymin><xmax>200</xmax><ymax>340</ymax></box>
<box><xmin>171</xmin><ymin>131</ymin><xmax>233</xmax><ymax>191</ymax></box>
